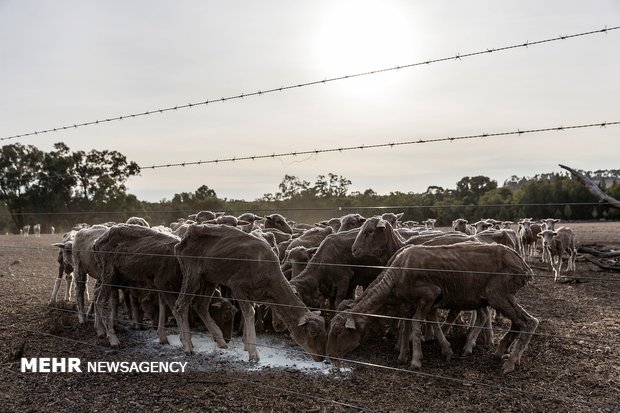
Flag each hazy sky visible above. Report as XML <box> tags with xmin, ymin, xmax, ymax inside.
<box><xmin>1</xmin><ymin>1</ymin><xmax>619</xmax><ymax>202</ymax></box>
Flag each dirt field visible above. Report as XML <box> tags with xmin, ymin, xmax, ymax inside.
<box><xmin>0</xmin><ymin>221</ymin><xmax>618</xmax><ymax>412</ymax></box>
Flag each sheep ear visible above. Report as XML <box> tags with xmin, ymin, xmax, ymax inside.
<box><xmin>205</xmin><ymin>219</ymin><xmax>217</xmax><ymax>224</ymax></box>
<box><xmin>311</xmin><ymin>310</ymin><xmax>321</xmax><ymax>316</ymax></box>
<box><xmin>345</xmin><ymin>317</ymin><xmax>356</xmax><ymax>330</ymax></box>
<box><xmin>396</xmin><ymin>213</ymin><xmax>404</xmax><ymax>219</ymax></box>
<box><xmin>254</xmin><ymin>215</ymin><xmax>264</xmax><ymax>221</ymax></box>
<box><xmin>553</xmin><ymin>231</ymin><xmax>558</xmax><ymax>236</ymax></box>
<box><xmin>237</xmin><ymin>220</ymin><xmax>250</xmax><ymax>226</ymax></box>
<box><xmin>211</xmin><ymin>301</ymin><xmax>222</xmax><ymax>309</ymax></box>
<box><xmin>537</xmin><ymin>233</ymin><xmax>543</xmax><ymax>238</ymax></box>
<box><xmin>52</xmin><ymin>243</ymin><xmax>65</xmax><ymax>249</ymax></box>
<box><xmin>298</xmin><ymin>314</ymin><xmax>308</xmax><ymax>326</ymax></box>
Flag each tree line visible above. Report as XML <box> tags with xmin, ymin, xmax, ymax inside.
<box><xmin>0</xmin><ymin>142</ymin><xmax>618</xmax><ymax>233</ymax></box>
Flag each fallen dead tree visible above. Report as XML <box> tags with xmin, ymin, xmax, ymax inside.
<box><xmin>578</xmin><ymin>245</ymin><xmax>620</xmax><ymax>272</ymax></box>
<box><xmin>559</xmin><ymin>164</ymin><xmax>620</xmax><ymax>209</ymax></box>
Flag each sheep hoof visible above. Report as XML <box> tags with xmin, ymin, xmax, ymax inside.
<box><xmin>409</xmin><ymin>359</ymin><xmax>422</xmax><ymax>370</ymax></box>
<box><xmin>443</xmin><ymin>349</ymin><xmax>454</xmax><ymax>362</ymax></box>
<box><xmin>159</xmin><ymin>337</ymin><xmax>169</xmax><ymax>345</ymax></box>
<box><xmin>502</xmin><ymin>360</ymin><xmax>516</xmax><ymax>374</ymax></box>
<box><xmin>461</xmin><ymin>348</ymin><xmax>473</xmax><ymax>357</ymax></box>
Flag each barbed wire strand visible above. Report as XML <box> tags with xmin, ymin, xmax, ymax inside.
<box><xmin>3</xmin><ymin>244</ymin><xmax>620</xmax><ymax>284</ymax></box>
<box><xmin>3</xmin><ymin>26</ymin><xmax>616</xmax><ymax>143</ymax></box>
<box><xmin>5</xmin><ymin>314</ymin><xmax>618</xmax><ymax>412</ymax></box>
<box><xmin>140</xmin><ymin>122</ymin><xmax>620</xmax><ymax>170</ymax></box>
<box><xmin>1</xmin><ymin>201</ymin><xmax>614</xmax><ymax>218</ymax></box>
<box><xmin>5</xmin><ymin>268</ymin><xmax>619</xmax><ymax>345</ymax></box>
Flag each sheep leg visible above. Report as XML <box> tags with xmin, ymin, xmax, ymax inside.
<box><xmin>129</xmin><ymin>290</ymin><xmax>144</xmax><ymax>330</ymax></box>
<box><xmin>410</xmin><ymin>288</ymin><xmax>440</xmax><ymax>369</ymax></box>
<box><xmin>110</xmin><ymin>288</ymin><xmax>120</xmax><ymax>331</ymax></box>
<box><xmin>490</xmin><ymin>295</ymin><xmax>538</xmax><ymax>374</ymax></box>
<box><xmin>157</xmin><ymin>293</ymin><xmax>176</xmax><ymax>345</ymax></box>
<box><xmin>75</xmin><ymin>262</ymin><xmax>88</xmax><ymax>324</ymax></box>
<box><xmin>238</xmin><ymin>300</ymin><xmax>260</xmax><ymax>362</ymax></box>
<box><xmin>192</xmin><ymin>291</ymin><xmax>228</xmax><ymax>349</ymax></box>
<box><xmin>92</xmin><ymin>282</ymin><xmax>105</xmax><ymax>337</ymax></box>
<box><xmin>462</xmin><ymin>308</ymin><xmax>487</xmax><ymax>356</ymax></box>
<box><xmin>441</xmin><ymin>309</ymin><xmax>461</xmax><ymax>336</ymax></box>
<box><xmin>429</xmin><ymin>310</ymin><xmax>453</xmax><ymax>362</ymax></box>
<box><xmin>49</xmin><ymin>264</ymin><xmax>64</xmax><ymax>305</ymax></box>
<box><xmin>397</xmin><ymin>319</ymin><xmax>411</xmax><ymax>365</ymax></box>
<box><xmin>173</xmin><ymin>270</ymin><xmax>203</xmax><ymax>355</ymax></box>
<box><xmin>96</xmin><ymin>285</ymin><xmax>120</xmax><ymax>348</ymax></box>
<box><xmin>64</xmin><ymin>272</ymin><xmax>74</xmax><ymax>302</ymax></box>
<box><xmin>479</xmin><ymin>307</ymin><xmax>495</xmax><ymax>347</ymax></box>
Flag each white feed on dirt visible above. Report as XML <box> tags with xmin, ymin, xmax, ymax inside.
<box><xmin>145</xmin><ymin>331</ymin><xmax>350</xmax><ymax>376</ymax></box>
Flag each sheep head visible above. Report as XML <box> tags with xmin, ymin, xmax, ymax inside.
<box><xmin>326</xmin><ymin>312</ymin><xmax>366</xmax><ymax>367</ymax></box>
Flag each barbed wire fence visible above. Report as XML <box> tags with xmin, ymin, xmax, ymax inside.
<box><xmin>1</xmin><ymin>23</ymin><xmax>619</xmax><ymax>412</ymax></box>
<box><xmin>2</xmin><ymin>26</ymin><xmax>616</xmax><ymax>143</ymax></box>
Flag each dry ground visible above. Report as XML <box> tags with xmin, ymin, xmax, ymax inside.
<box><xmin>0</xmin><ymin>221</ymin><xmax>619</xmax><ymax>412</ymax></box>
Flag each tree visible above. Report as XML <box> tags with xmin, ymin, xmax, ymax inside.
<box><xmin>455</xmin><ymin>176</ymin><xmax>498</xmax><ymax>205</ymax></box>
<box><xmin>0</xmin><ymin>142</ymin><xmax>140</xmax><ymax>230</ymax></box>
<box><xmin>0</xmin><ymin>143</ymin><xmax>44</xmax><ymax>228</ymax></box>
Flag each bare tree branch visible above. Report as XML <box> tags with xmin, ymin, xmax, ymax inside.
<box><xmin>559</xmin><ymin>164</ymin><xmax>620</xmax><ymax>209</ymax></box>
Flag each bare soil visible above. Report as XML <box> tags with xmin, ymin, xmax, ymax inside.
<box><xmin>0</xmin><ymin>221</ymin><xmax>619</xmax><ymax>412</ymax></box>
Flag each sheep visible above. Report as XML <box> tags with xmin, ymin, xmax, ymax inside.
<box><xmin>338</xmin><ymin>213</ymin><xmax>366</xmax><ymax>232</ymax></box>
<box><xmin>50</xmin><ymin>231</ymin><xmax>77</xmax><ymax>304</ymax></box>
<box><xmin>260</xmin><ymin>227</ymin><xmax>292</xmax><ymax>244</ymax></box>
<box><xmin>207</xmin><ymin>214</ymin><xmax>250</xmax><ymax>227</ymax></box>
<box><xmin>238</xmin><ymin>213</ymin><xmax>264</xmax><ymax>233</ymax></box>
<box><xmin>517</xmin><ymin>219</ymin><xmax>535</xmax><ymax>259</ymax></box>
<box><xmin>351</xmin><ymin>218</ymin><xmax>492</xmax><ymax>352</ymax></box>
<box><xmin>50</xmin><ymin>226</ymin><xmax>56</xmax><ymax>235</ymax></box>
<box><xmin>126</xmin><ymin>217</ymin><xmax>150</xmax><ymax>227</ymax></box>
<box><xmin>472</xmin><ymin>220</ymin><xmax>494</xmax><ymax>234</ymax></box>
<box><xmin>290</xmin><ymin>228</ymin><xmax>385</xmax><ymax>310</ymax></box>
<box><xmin>452</xmin><ymin>218</ymin><xmax>475</xmax><ymax>235</ymax></box>
<box><xmin>33</xmin><ymin>224</ymin><xmax>41</xmax><ymax>237</ymax></box>
<box><xmin>169</xmin><ymin>219</ymin><xmax>186</xmax><ymax>232</ymax></box>
<box><xmin>281</xmin><ymin>246</ymin><xmax>318</xmax><ymax>279</ymax></box>
<box><xmin>318</xmin><ymin>217</ymin><xmax>342</xmax><ymax>232</ymax></box>
<box><xmin>537</xmin><ymin>227</ymin><xmax>577</xmax><ymax>281</ymax></box>
<box><xmin>287</xmin><ymin>225</ymin><xmax>333</xmax><ymax>252</ymax></box>
<box><xmin>92</xmin><ymin>224</ymin><xmax>237</xmax><ymax>348</ymax></box>
<box><xmin>381</xmin><ymin>212</ymin><xmax>404</xmax><ymax>228</ymax></box>
<box><xmin>190</xmin><ymin>210</ymin><xmax>224</xmax><ymax>223</ymax></box>
<box><xmin>22</xmin><ymin>225</ymin><xmax>30</xmax><ymax>236</ymax></box>
<box><xmin>173</xmin><ymin>224</ymin><xmax>326</xmax><ymax>362</ymax></box>
<box><xmin>402</xmin><ymin>220</ymin><xmax>419</xmax><ymax>229</ymax></box>
<box><xmin>541</xmin><ymin>218</ymin><xmax>561</xmax><ymax>231</ymax></box>
<box><xmin>72</xmin><ymin>225</ymin><xmax>110</xmax><ymax>324</ymax></box>
<box><xmin>264</xmin><ymin>213</ymin><xmax>293</xmax><ymax>234</ymax></box>
<box><xmin>501</xmin><ymin>221</ymin><xmax>514</xmax><ymax>229</ymax></box>
<box><xmin>327</xmin><ymin>242</ymin><xmax>538</xmax><ymax>374</ymax></box>
<box><xmin>422</xmin><ymin>219</ymin><xmax>437</xmax><ymax>230</ymax></box>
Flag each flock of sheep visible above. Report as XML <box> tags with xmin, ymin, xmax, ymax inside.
<box><xmin>48</xmin><ymin>211</ymin><xmax>578</xmax><ymax>374</ymax></box>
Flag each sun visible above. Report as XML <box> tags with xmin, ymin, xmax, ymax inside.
<box><xmin>314</xmin><ymin>2</ymin><xmax>417</xmax><ymax>76</ymax></box>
